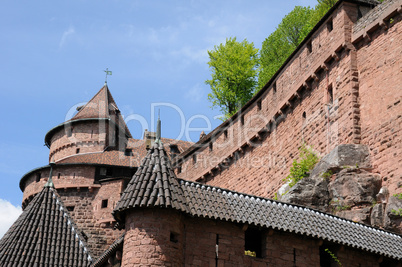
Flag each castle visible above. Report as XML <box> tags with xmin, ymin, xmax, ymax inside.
<box><xmin>1</xmin><ymin>0</ymin><xmax>401</xmax><ymax>266</ymax></box>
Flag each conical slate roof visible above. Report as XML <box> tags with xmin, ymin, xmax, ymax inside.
<box><xmin>0</xmin><ymin>185</ymin><xmax>93</xmax><ymax>267</ymax></box>
<box><xmin>113</xmin><ymin>141</ymin><xmax>188</xmax><ymax>221</ymax></box>
<box><xmin>71</xmin><ymin>85</ymin><xmax>132</xmax><ymax>138</ymax></box>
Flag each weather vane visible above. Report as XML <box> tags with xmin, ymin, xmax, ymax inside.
<box><xmin>104</xmin><ymin>68</ymin><xmax>112</xmax><ymax>84</ymax></box>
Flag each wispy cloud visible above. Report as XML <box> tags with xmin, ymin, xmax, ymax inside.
<box><xmin>0</xmin><ymin>199</ymin><xmax>22</xmax><ymax>239</ymax></box>
<box><xmin>59</xmin><ymin>26</ymin><xmax>75</xmax><ymax>48</ymax></box>
<box><xmin>185</xmin><ymin>83</ymin><xmax>205</xmax><ymax>102</ymax></box>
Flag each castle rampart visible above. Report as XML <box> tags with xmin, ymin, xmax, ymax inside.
<box><xmin>175</xmin><ymin>0</ymin><xmax>401</xmax><ymax>198</ymax></box>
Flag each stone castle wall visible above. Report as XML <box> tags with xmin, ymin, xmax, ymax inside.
<box><xmin>352</xmin><ymin>0</ymin><xmax>402</xmax><ymax>194</ymax></box>
<box><xmin>49</xmin><ymin>121</ymin><xmax>108</xmax><ymax>162</ymax></box>
<box><xmin>176</xmin><ymin>1</ymin><xmax>402</xmax><ymax>198</ymax></box>
<box><xmin>121</xmin><ymin>209</ymin><xmax>382</xmax><ymax>267</ymax></box>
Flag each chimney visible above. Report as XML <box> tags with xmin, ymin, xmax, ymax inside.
<box><xmin>200</xmin><ymin>131</ymin><xmax>206</xmax><ymax>140</ymax></box>
<box><xmin>143</xmin><ymin>129</ymin><xmax>156</xmax><ymax>150</ymax></box>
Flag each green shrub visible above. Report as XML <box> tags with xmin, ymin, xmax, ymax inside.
<box><xmin>245</xmin><ymin>250</ymin><xmax>256</xmax><ymax>257</ymax></box>
<box><xmin>391</xmin><ymin>209</ymin><xmax>402</xmax><ymax>216</ymax></box>
<box><xmin>393</xmin><ymin>193</ymin><xmax>402</xmax><ymax>200</ymax></box>
<box><xmin>322</xmin><ymin>170</ymin><xmax>333</xmax><ymax>180</ymax></box>
<box><xmin>285</xmin><ymin>144</ymin><xmax>319</xmax><ymax>187</ymax></box>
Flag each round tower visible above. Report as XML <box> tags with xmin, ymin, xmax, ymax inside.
<box><xmin>19</xmin><ymin>85</ymin><xmax>135</xmax><ymax>258</ymax></box>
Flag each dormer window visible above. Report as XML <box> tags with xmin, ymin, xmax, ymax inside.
<box><xmin>125</xmin><ymin>149</ymin><xmax>133</xmax><ymax>156</ymax></box>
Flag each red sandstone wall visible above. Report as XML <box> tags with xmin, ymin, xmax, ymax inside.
<box><xmin>22</xmin><ymin>165</ymin><xmax>97</xmax><ymax>204</ymax></box>
<box><xmin>49</xmin><ymin>121</ymin><xmax>107</xmax><ymax>162</ymax></box>
<box><xmin>354</xmin><ymin>3</ymin><xmax>402</xmax><ymax>195</ymax></box>
<box><xmin>93</xmin><ymin>180</ymin><xmax>124</xmax><ymax>224</ymax></box>
<box><xmin>177</xmin><ymin>2</ymin><xmax>364</xmax><ymax>198</ymax></box>
<box><xmin>57</xmin><ymin>189</ymin><xmax>124</xmax><ymax>258</ymax></box>
<box><xmin>122</xmin><ymin>209</ymin><xmax>381</xmax><ymax>266</ymax></box>
<box><xmin>122</xmin><ymin>209</ymin><xmax>185</xmax><ymax>266</ymax></box>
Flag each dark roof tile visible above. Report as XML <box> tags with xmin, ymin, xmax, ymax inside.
<box><xmin>0</xmin><ymin>186</ymin><xmax>92</xmax><ymax>266</ymax></box>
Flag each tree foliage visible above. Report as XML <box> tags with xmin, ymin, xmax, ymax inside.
<box><xmin>206</xmin><ymin>37</ymin><xmax>259</xmax><ymax>119</ymax></box>
<box><xmin>258</xmin><ymin>1</ymin><xmax>336</xmax><ymax>89</ymax></box>
<box><xmin>258</xmin><ymin>6</ymin><xmax>314</xmax><ymax>89</ymax></box>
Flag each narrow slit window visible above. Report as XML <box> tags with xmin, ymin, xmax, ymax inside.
<box><xmin>241</xmin><ymin>115</ymin><xmax>245</xmax><ymax>126</ymax></box>
<box><xmin>327</xmin><ymin>18</ymin><xmax>333</xmax><ymax>32</ymax></box>
<box><xmin>177</xmin><ymin>166</ymin><xmax>182</xmax><ymax>174</ymax></box>
<box><xmin>273</xmin><ymin>82</ymin><xmax>277</xmax><ymax>93</ymax></box>
<box><xmin>101</xmin><ymin>199</ymin><xmax>108</xmax><ymax>209</ymax></box>
<box><xmin>193</xmin><ymin>154</ymin><xmax>197</xmax><ymax>164</ymax></box>
<box><xmin>257</xmin><ymin>99</ymin><xmax>262</xmax><ymax>110</ymax></box>
<box><xmin>224</xmin><ymin>130</ymin><xmax>228</xmax><ymax>140</ymax></box>
<box><xmin>76</xmin><ymin>148</ymin><xmax>80</xmax><ymax>154</ymax></box>
<box><xmin>36</xmin><ymin>173</ymin><xmax>41</xmax><ymax>182</ymax></box>
<box><xmin>209</xmin><ymin>142</ymin><xmax>213</xmax><ymax>152</ymax></box>
<box><xmin>307</xmin><ymin>40</ymin><xmax>312</xmax><ymax>53</ymax></box>
<box><xmin>58</xmin><ymin>173</ymin><xmax>61</xmax><ymax>179</ymax></box>
<box><xmin>328</xmin><ymin>84</ymin><xmax>334</xmax><ymax>104</ymax></box>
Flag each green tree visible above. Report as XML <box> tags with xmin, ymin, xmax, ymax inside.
<box><xmin>206</xmin><ymin>37</ymin><xmax>259</xmax><ymax>119</ymax></box>
<box><xmin>301</xmin><ymin>0</ymin><xmax>338</xmax><ymax>38</ymax></box>
<box><xmin>258</xmin><ymin>6</ymin><xmax>314</xmax><ymax>89</ymax></box>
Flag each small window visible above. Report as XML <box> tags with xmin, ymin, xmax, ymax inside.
<box><xmin>302</xmin><ymin>111</ymin><xmax>306</xmax><ymax>119</ymax></box>
<box><xmin>328</xmin><ymin>84</ymin><xmax>334</xmax><ymax>104</ymax></box>
<box><xmin>101</xmin><ymin>199</ymin><xmax>108</xmax><ymax>209</ymax></box>
<box><xmin>209</xmin><ymin>143</ymin><xmax>213</xmax><ymax>152</ymax></box>
<box><xmin>170</xmin><ymin>144</ymin><xmax>180</xmax><ymax>154</ymax></box>
<box><xmin>327</xmin><ymin>18</ymin><xmax>333</xmax><ymax>32</ymax></box>
<box><xmin>177</xmin><ymin>166</ymin><xmax>182</xmax><ymax>174</ymax></box>
<box><xmin>257</xmin><ymin>99</ymin><xmax>262</xmax><ymax>110</ymax></box>
<box><xmin>273</xmin><ymin>82</ymin><xmax>277</xmax><ymax>93</ymax></box>
<box><xmin>224</xmin><ymin>130</ymin><xmax>228</xmax><ymax>140</ymax></box>
<box><xmin>66</xmin><ymin>206</ymin><xmax>75</xmax><ymax>212</ymax></box>
<box><xmin>307</xmin><ymin>40</ymin><xmax>312</xmax><ymax>53</ymax></box>
<box><xmin>35</xmin><ymin>173</ymin><xmax>41</xmax><ymax>182</ymax></box>
<box><xmin>58</xmin><ymin>173</ymin><xmax>61</xmax><ymax>179</ymax></box>
<box><xmin>170</xmin><ymin>232</ymin><xmax>179</xmax><ymax>243</ymax></box>
<box><xmin>125</xmin><ymin>149</ymin><xmax>133</xmax><ymax>156</ymax></box>
<box><xmin>245</xmin><ymin>228</ymin><xmax>264</xmax><ymax>258</ymax></box>
<box><xmin>73</xmin><ymin>173</ymin><xmax>76</xmax><ymax>178</ymax></box>
<box><xmin>241</xmin><ymin>115</ymin><xmax>245</xmax><ymax>126</ymax></box>
<box><xmin>76</xmin><ymin>148</ymin><xmax>80</xmax><ymax>154</ymax></box>
<box><xmin>193</xmin><ymin>154</ymin><xmax>197</xmax><ymax>164</ymax></box>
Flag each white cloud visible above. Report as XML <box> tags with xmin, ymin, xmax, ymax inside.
<box><xmin>59</xmin><ymin>26</ymin><xmax>75</xmax><ymax>48</ymax></box>
<box><xmin>0</xmin><ymin>199</ymin><xmax>22</xmax><ymax>239</ymax></box>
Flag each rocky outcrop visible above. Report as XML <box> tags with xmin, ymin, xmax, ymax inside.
<box><xmin>280</xmin><ymin>144</ymin><xmax>402</xmax><ymax>234</ymax></box>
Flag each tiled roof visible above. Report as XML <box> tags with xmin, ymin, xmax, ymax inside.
<box><xmin>113</xmin><ymin>142</ymin><xmax>188</xmax><ymax>219</ymax></box>
<box><xmin>113</xmin><ymin>142</ymin><xmax>402</xmax><ymax>261</ymax></box>
<box><xmin>70</xmin><ymin>85</ymin><xmax>132</xmax><ymax>137</ymax></box>
<box><xmin>0</xmin><ymin>185</ymin><xmax>93</xmax><ymax>266</ymax></box>
<box><xmin>92</xmin><ymin>234</ymin><xmax>124</xmax><ymax>267</ymax></box>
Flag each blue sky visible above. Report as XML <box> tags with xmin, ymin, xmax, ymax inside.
<box><xmin>0</xmin><ymin>0</ymin><xmax>317</xmax><ymax>235</ymax></box>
